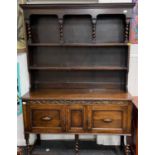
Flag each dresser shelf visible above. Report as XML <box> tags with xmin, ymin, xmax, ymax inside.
<box><xmin>28</xmin><ymin>43</ymin><xmax>129</xmax><ymax>47</ymax></box>
<box><xmin>29</xmin><ymin>66</ymin><xmax>128</xmax><ymax>71</ymax></box>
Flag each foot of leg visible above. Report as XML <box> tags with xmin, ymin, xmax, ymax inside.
<box><xmin>125</xmin><ymin>144</ymin><xmax>131</xmax><ymax>155</ymax></box>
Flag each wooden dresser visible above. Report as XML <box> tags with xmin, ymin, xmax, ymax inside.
<box><xmin>21</xmin><ymin>3</ymin><xmax>135</xmax><ymax>155</ymax></box>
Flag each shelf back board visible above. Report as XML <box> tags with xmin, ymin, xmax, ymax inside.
<box><xmin>30</xmin><ymin>15</ymin><xmax>59</xmax><ymax>43</ymax></box>
<box><xmin>30</xmin><ymin>70</ymin><xmax>127</xmax><ymax>90</ymax></box>
<box><xmin>29</xmin><ymin>46</ymin><xmax>128</xmax><ymax>68</ymax></box>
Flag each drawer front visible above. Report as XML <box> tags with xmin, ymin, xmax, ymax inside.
<box><xmin>88</xmin><ymin>104</ymin><xmax>132</xmax><ymax>134</ymax></box>
<box><xmin>67</xmin><ymin>105</ymin><xmax>86</xmax><ymax>133</ymax></box>
<box><xmin>32</xmin><ymin>110</ymin><xmax>61</xmax><ymax>127</ymax></box>
<box><xmin>92</xmin><ymin>111</ymin><xmax>122</xmax><ymax>129</ymax></box>
<box><xmin>28</xmin><ymin>104</ymin><xmax>66</xmax><ymax>133</ymax></box>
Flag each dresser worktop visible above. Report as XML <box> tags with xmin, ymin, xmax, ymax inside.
<box><xmin>22</xmin><ymin>89</ymin><xmax>132</xmax><ymax>101</ymax></box>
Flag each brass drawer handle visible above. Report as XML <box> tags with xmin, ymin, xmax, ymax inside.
<box><xmin>41</xmin><ymin>116</ymin><xmax>52</xmax><ymax>121</ymax></box>
<box><xmin>102</xmin><ymin>118</ymin><xmax>113</xmax><ymax>123</ymax></box>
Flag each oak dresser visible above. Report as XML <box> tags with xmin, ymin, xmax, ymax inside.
<box><xmin>21</xmin><ymin>3</ymin><xmax>135</xmax><ymax>155</ymax></box>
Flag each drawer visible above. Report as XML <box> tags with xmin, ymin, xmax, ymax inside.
<box><xmin>88</xmin><ymin>104</ymin><xmax>132</xmax><ymax>134</ymax></box>
<box><xmin>26</xmin><ymin>104</ymin><xmax>66</xmax><ymax>133</ymax></box>
<box><xmin>32</xmin><ymin>109</ymin><xmax>61</xmax><ymax>128</ymax></box>
<box><xmin>92</xmin><ymin>110</ymin><xmax>122</xmax><ymax>129</ymax></box>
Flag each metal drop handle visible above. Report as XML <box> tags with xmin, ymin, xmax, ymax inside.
<box><xmin>102</xmin><ymin>118</ymin><xmax>113</xmax><ymax>123</ymax></box>
<box><xmin>41</xmin><ymin>116</ymin><xmax>52</xmax><ymax>121</ymax></box>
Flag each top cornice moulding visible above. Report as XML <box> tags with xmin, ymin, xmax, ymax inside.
<box><xmin>20</xmin><ymin>3</ymin><xmax>135</xmax><ymax>9</ymax></box>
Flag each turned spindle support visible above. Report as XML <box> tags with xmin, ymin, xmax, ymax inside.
<box><xmin>125</xmin><ymin>18</ymin><xmax>130</xmax><ymax>43</ymax></box>
<box><xmin>75</xmin><ymin>134</ymin><xmax>79</xmax><ymax>155</ymax></box>
<box><xmin>92</xmin><ymin>18</ymin><xmax>96</xmax><ymax>42</ymax></box>
<box><xmin>25</xmin><ymin>19</ymin><xmax>32</xmax><ymax>43</ymax></box>
<box><xmin>59</xmin><ymin>18</ymin><xmax>64</xmax><ymax>43</ymax></box>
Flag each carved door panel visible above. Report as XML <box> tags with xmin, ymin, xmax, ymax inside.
<box><xmin>66</xmin><ymin>105</ymin><xmax>87</xmax><ymax>133</ymax></box>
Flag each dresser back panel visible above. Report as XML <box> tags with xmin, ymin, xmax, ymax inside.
<box><xmin>30</xmin><ymin>15</ymin><xmax>59</xmax><ymax>43</ymax></box>
<box><xmin>29</xmin><ymin>14</ymin><xmax>126</xmax><ymax>43</ymax></box>
<box><xmin>31</xmin><ymin>70</ymin><xmax>126</xmax><ymax>90</ymax></box>
<box><xmin>29</xmin><ymin>46</ymin><xmax>128</xmax><ymax>68</ymax></box>
<box><xmin>96</xmin><ymin>15</ymin><xmax>125</xmax><ymax>43</ymax></box>
<box><xmin>64</xmin><ymin>15</ymin><xmax>92</xmax><ymax>43</ymax></box>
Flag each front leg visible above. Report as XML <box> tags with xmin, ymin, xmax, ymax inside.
<box><xmin>36</xmin><ymin>134</ymin><xmax>41</xmax><ymax>146</ymax></box>
<box><xmin>75</xmin><ymin>134</ymin><xmax>79</xmax><ymax>155</ymax></box>
<box><xmin>125</xmin><ymin>144</ymin><xmax>131</xmax><ymax>155</ymax></box>
<box><xmin>121</xmin><ymin>136</ymin><xmax>125</xmax><ymax>150</ymax></box>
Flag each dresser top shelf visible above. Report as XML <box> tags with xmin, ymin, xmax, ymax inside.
<box><xmin>21</xmin><ymin>3</ymin><xmax>135</xmax><ymax>9</ymax></box>
<box><xmin>22</xmin><ymin>89</ymin><xmax>132</xmax><ymax>101</ymax></box>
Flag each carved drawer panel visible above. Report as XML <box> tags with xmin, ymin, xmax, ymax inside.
<box><xmin>92</xmin><ymin>111</ymin><xmax>122</xmax><ymax>129</ymax></box>
<box><xmin>66</xmin><ymin>105</ymin><xmax>87</xmax><ymax>133</ymax></box>
<box><xmin>32</xmin><ymin>110</ymin><xmax>61</xmax><ymax>127</ymax></box>
<box><xmin>88</xmin><ymin>104</ymin><xmax>132</xmax><ymax>134</ymax></box>
<box><xmin>27</xmin><ymin>104</ymin><xmax>66</xmax><ymax>133</ymax></box>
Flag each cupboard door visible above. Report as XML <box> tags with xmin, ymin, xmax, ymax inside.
<box><xmin>27</xmin><ymin>104</ymin><xmax>66</xmax><ymax>133</ymax></box>
<box><xmin>88</xmin><ymin>104</ymin><xmax>132</xmax><ymax>134</ymax></box>
<box><xmin>67</xmin><ymin>105</ymin><xmax>86</xmax><ymax>133</ymax></box>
